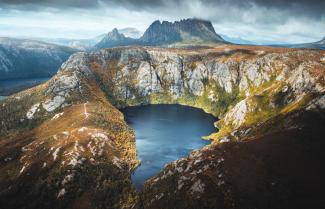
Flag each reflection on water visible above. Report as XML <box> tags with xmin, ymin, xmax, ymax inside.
<box><xmin>121</xmin><ymin>104</ymin><xmax>217</xmax><ymax>190</ymax></box>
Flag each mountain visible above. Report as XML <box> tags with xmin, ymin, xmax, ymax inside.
<box><xmin>0</xmin><ymin>45</ymin><xmax>324</xmax><ymax>209</ymax></box>
<box><xmin>93</xmin><ymin>28</ymin><xmax>139</xmax><ymax>50</ymax></box>
<box><xmin>316</xmin><ymin>36</ymin><xmax>325</xmax><ymax>45</ymax></box>
<box><xmin>140</xmin><ymin>18</ymin><xmax>225</xmax><ymax>45</ymax></box>
<box><xmin>118</xmin><ymin>28</ymin><xmax>143</xmax><ymax>39</ymax></box>
<box><xmin>283</xmin><ymin>36</ymin><xmax>325</xmax><ymax>50</ymax></box>
<box><xmin>94</xmin><ymin>18</ymin><xmax>226</xmax><ymax>49</ymax></box>
<box><xmin>0</xmin><ymin>37</ymin><xmax>78</xmax><ymax>80</ymax></box>
<box><xmin>36</xmin><ymin>34</ymin><xmax>106</xmax><ymax>50</ymax></box>
<box><xmin>220</xmin><ymin>34</ymin><xmax>257</xmax><ymax>45</ymax></box>
<box><xmin>35</xmin><ymin>28</ymin><xmax>141</xmax><ymax>50</ymax></box>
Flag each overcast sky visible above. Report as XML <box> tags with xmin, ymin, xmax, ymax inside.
<box><xmin>0</xmin><ymin>0</ymin><xmax>324</xmax><ymax>44</ymax></box>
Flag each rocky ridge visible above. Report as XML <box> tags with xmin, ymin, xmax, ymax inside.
<box><xmin>95</xmin><ymin>18</ymin><xmax>226</xmax><ymax>50</ymax></box>
<box><xmin>140</xmin><ymin>18</ymin><xmax>225</xmax><ymax>45</ymax></box>
<box><xmin>0</xmin><ymin>45</ymin><xmax>324</xmax><ymax>209</ymax></box>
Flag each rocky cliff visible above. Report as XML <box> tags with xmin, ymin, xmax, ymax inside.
<box><xmin>0</xmin><ymin>45</ymin><xmax>324</xmax><ymax>209</ymax></box>
<box><xmin>140</xmin><ymin>19</ymin><xmax>225</xmax><ymax>45</ymax></box>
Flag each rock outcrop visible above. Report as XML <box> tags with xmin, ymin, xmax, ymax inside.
<box><xmin>0</xmin><ymin>45</ymin><xmax>324</xmax><ymax>209</ymax></box>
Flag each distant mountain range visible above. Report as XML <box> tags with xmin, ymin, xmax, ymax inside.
<box><xmin>0</xmin><ymin>18</ymin><xmax>324</xmax><ymax>83</ymax></box>
<box><xmin>221</xmin><ymin>34</ymin><xmax>325</xmax><ymax>50</ymax></box>
<box><xmin>0</xmin><ymin>37</ymin><xmax>78</xmax><ymax>80</ymax></box>
<box><xmin>35</xmin><ymin>34</ymin><xmax>105</xmax><ymax>50</ymax></box>
<box><xmin>220</xmin><ymin>35</ymin><xmax>258</xmax><ymax>45</ymax></box>
<box><xmin>36</xmin><ymin>28</ymin><xmax>142</xmax><ymax>50</ymax></box>
<box><xmin>285</xmin><ymin>37</ymin><xmax>325</xmax><ymax>50</ymax></box>
<box><xmin>93</xmin><ymin>29</ymin><xmax>138</xmax><ymax>50</ymax></box>
<box><xmin>94</xmin><ymin>18</ymin><xmax>226</xmax><ymax>49</ymax></box>
<box><xmin>118</xmin><ymin>28</ymin><xmax>143</xmax><ymax>39</ymax></box>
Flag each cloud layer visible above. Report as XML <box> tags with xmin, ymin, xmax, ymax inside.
<box><xmin>0</xmin><ymin>0</ymin><xmax>324</xmax><ymax>43</ymax></box>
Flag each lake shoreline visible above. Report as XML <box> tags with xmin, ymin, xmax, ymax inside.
<box><xmin>121</xmin><ymin>104</ymin><xmax>217</xmax><ymax>190</ymax></box>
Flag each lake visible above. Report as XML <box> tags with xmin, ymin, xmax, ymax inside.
<box><xmin>121</xmin><ymin>104</ymin><xmax>217</xmax><ymax>190</ymax></box>
<box><xmin>0</xmin><ymin>77</ymin><xmax>51</xmax><ymax>96</ymax></box>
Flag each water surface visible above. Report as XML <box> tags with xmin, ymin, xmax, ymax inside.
<box><xmin>0</xmin><ymin>77</ymin><xmax>50</xmax><ymax>96</ymax></box>
<box><xmin>121</xmin><ymin>104</ymin><xmax>217</xmax><ymax>190</ymax></box>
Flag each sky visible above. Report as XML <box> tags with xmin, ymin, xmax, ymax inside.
<box><xmin>0</xmin><ymin>0</ymin><xmax>324</xmax><ymax>44</ymax></box>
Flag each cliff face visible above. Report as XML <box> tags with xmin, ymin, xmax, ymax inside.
<box><xmin>140</xmin><ymin>19</ymin><xmax>225</xmax><ymax>45</ymax></box>
<box><xmin>0</xmin><ymin>45</ymin><xmax>324</xmax><ymax>209</ymax></box>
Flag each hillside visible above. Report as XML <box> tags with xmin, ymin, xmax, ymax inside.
<box><xmin>0</xmin><ymin>45</ymin><xmax>324</xmax><ymax>209</ymax></box>
<box><xmin>0</xmin><ymin>37</ymin><xmax>78</xmax><ymax>80</ymax></box>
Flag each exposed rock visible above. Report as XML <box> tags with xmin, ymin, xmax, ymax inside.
<box><xmin>224</xmin><ymin>99</ymin><xmax>248</xmax><ymax>128</ymax></box>
<box><xmin>26</xmin><ymin>103</ymin><xmax>40</xmax><ymax>119</ymax></box>
<box><xmin>140</xmin><ymin>18</ymin><xmax>225</xmax><ymax>45</ymax></box>
<box><xmin>0</xmin><ymin>45</ymin><xmax>324</xmax><ymax>209</ymax></box>
<box><xmin>42</xmin><ymin>96</ymin><xmax>65</xmax><ymax>112</ymax></box>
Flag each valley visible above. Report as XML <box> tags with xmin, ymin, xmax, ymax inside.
<box><xmin>0</xmin><ymin>44</ymin><xmax>324</xmax><ymax>209</ymax></box>
<box><xmin>1</xmin><ymin>0</ymin><xmax>325</xmax><ymax>207</ymax></box>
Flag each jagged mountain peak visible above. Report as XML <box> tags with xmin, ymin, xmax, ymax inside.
<box><xmin>118</xmin><ymin>28</ymin><xmax>142</xmax><ymax>39</ymax></box>
<box><xmin>94</xmin><ymin>18</ymin><xmax>226</xmax><ymax>49</ymax></box>
<box><xmin>93</xmin><ymin>28</ymin><xmax>137</xmax><ymax>50</ymax></box>
<box><xmin>106</xmin><ymin>28</ymin><xmax>125</xmax><ymax>40</ymax></box>
<box><xmin>140</xmin><ymin>18</ymin><xmax>225</xmax><ymax>45</ymax></box>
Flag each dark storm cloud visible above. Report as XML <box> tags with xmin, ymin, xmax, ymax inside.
<box><xmin>1</xmin><ymin>0</ymin><xmax>324</xmax><ymax>18</ymax></box>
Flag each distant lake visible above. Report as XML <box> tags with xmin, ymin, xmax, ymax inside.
<box><xmin>121</xmin><ymin>104</ymin><xmax>217</xmax><ymax>190</ymax></box>
<box><xmin>0</xmin><ymin>96</ymin><xmax>5</xmax><ymax>101</ymax></box>
<box><xmin>0</xmin><ymin>77</ymin><xmax>51</xmax><ymax>96</ymax></box>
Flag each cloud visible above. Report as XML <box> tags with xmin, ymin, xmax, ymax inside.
<box><xmin>1</xmin><ymin>0</ymin><xmax>324</xmax><ymax>18</ymax></box>
<box><xmin>0</xmin><ymin>0</ymin><xmax>324</xmax><ymax>43</ymax></box>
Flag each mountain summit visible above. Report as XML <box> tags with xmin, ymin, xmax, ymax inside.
<box><xmin>140</xmin><ymin>18</ymin><xmax>225</xmax><ymax>45</ymax></box>
<box><xmin>95</xmin><ymin>18</ymin><xmax>226</xmax><ymax>49</ymax></box>
<box><xmin>94</xmin><ymin>28</ymin><xmax>137</xmax><ymax>49</ymax></box>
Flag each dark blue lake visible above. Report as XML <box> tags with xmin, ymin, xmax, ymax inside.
<box><xmin>121</xmin><ymin>104</ymin><xmax>217</xmax><ymax>190</ymax></box>
<box><xmin>0</xmin><ymin>77</ymin><xmax>51</xmax><ymax>96</ymax></box>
